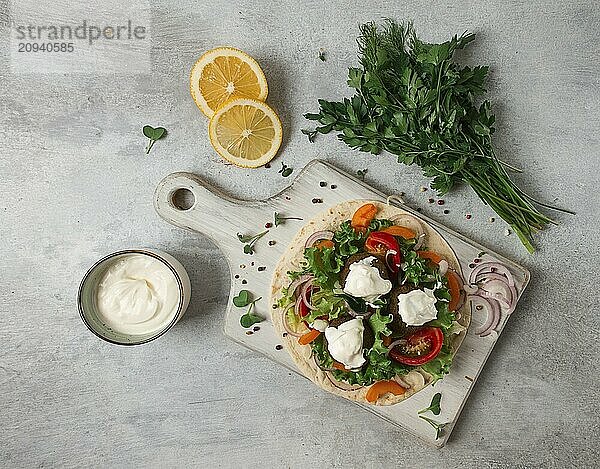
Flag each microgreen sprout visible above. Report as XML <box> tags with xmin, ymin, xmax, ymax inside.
<box><xmin>143</xmin><ymin>125</ymin><xmax>167</xmax><ymax>154</ymax></box>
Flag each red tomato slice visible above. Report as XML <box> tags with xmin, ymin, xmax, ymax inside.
<box><xmin>389</xmin><ymin>327</ymin><xmax>444</xmax><ymax>365</ymax></box>
<box><xmin>365</xmin><ymin>231</ymin><xmax>402</xmax><ymax>272</ymax></box>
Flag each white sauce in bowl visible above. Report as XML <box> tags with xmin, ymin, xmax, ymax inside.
<box><xmin>96</xmin><ymin>254</ymin><xmax>180</xmax><ymax>335</ymax></box>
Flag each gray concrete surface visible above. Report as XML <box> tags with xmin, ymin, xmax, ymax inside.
<box><xmin>1</xmin><ymin>0</ymin><xmax>599</xmax><ymax>467</ymax></box>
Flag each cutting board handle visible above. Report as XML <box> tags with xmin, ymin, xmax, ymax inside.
<box><xmin>154</xmin><ymin>172</ymin><xmax>269</xmax><ymax>246</ymax></box>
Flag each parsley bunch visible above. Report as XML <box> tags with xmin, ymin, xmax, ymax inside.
<box><xmin>305</xmin><ymin>20</ymin><xmax>573</xmax><ymax>252</ymax></box>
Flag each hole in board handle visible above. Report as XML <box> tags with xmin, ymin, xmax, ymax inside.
<box><xmin>171</xmin><ymin>188</ymin><xmax>195</xmax><ymax>211</ymax></box>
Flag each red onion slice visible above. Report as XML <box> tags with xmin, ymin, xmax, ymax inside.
<box><xmin>439</xmin><ymin>259</ymin><xmax>449</xmax><ymax>277</ymax></box>
<box><xmin>325</xmin><ymin>372</ymin><xmax>364</xmax><ymax>391</ymax></box>
<box><xmin>287</xmin><ymin>274</ymin><xmax>312</xmax><ymax>298</ymax></box>
<box><xmin>469</xmin><ymin>262</ymin><xmax>515</xmax><ymax>287</ymax></box>
<box><xmin>414</xmin><ymin>233</ymin><xmax>426</xmax><ymax>251</ymax></box>
<box><xmin>470</xmin><ymin>295</ymin><xmax>501</xmax><ymax>337</ymax></box>
<box><xmin>301</xmin><ymin>280</ymin><xmax>316</xmax><ymax>310</ymax></box>
<box><xmin>294</xmin><ymin>293</ymin><xmax>305</xmax><ymax>318</ymax></box>
<box><xmin>393</xmin><ymin>375</ymin><xmax>411</xmax><ymax>389</ymax></box>
<box><xmin>387</xmin><ymin>338</ymin><xmax>407</xmax><ymax>352</ymax></box>
<box><xmin>305</xmin><ymin>230</ymin><xmax>334</xmax><ymax>248</ymax></box>
<box><xmin>463</xmin><ymin>283</ymin><xmax>478</xmax><ymax>294</ymax></box>
<box><xmin>480</xmin><ymin>279</ymin><xmax>514</xmax><ymax>304</ymax></box>
<box><xmin>314</xmin><ymin>356</ymin><xmax>336</xmax><ymax>372</ymax></box>
<box><xmin>477</xmin><ymin>289</ymin><xmax>511</xmax><ymax>309</ymax></box>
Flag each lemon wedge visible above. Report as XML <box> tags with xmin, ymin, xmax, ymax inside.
<box><xmin>208</xmin><ymin>98</ymin><xmax>282</xmax><ymax>168</ymax></box>
<box><xmin>190</xmin><ymin>47</ymin><xmax>268</xmax><ymax>118</ymax></box>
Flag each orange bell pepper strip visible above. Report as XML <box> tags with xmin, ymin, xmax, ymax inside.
<box><xmin>417</xmin><ymin>250</ymin><xmax>444</xmax><ymax>265</ymax></box>
<box><xmin>298</xmin><ymin>329</ymin><xmax>321</xmax><ymax>345</ymax></box>
<box><xmin>365</xmin><ymin>380</ymin><xmax>406</xmax><ymax>403</ymax></box>
<box><xmin>332</xmin><ymin>361</ymin><xmax>347</xmax><ymax>371</ymax></box>
<box><xmin>446</xmin><ymin>270</ymin><xmax>463</xmax><ymax>312</ymax></box>
<box><xmin>382</xmin><ymin>225</ymin><xmax>417</xmax><ymax>239</ymax></box>
<box><xmin>351</xmin><ymin>203</ymin><xmax>378</xmax><ymax>231</ymax></box>
<box><xmin>314</xmin><ymin>239</ymin><xmax>334</xmax><ymax>249</ymax></box>
<box><xmin>417</xmin><ymin>250</ymin><xmax>462</xmax><ymax>311</ymax></box>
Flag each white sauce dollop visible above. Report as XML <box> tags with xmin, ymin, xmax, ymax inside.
<box><xmin>396</xmin><ymin>288</ymin><xmax>438</xmax><ymax>326</ymax></box>
<box><xmin>96</xmin><ymin>254</ymin><xmax>180</xmax><ymax>335</ymax></box>
<box><xmin>324</xmin><ymin>318</ymin><xmax>366</xmax><ymax>370</ymax></box>
<box><xmin>343</xmin><ymin>256</ymin><xmax>392</xmax><ymax>302</ymax></box>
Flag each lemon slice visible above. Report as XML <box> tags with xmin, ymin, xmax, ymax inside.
<box><xmin>190</xmin><ymin>47</ymin><xmax>268</xmax><ymax>118</ymax></box>
<box><xmin>208</xmin><ymin>98</ymin><xmax>282</xmax><ymax>168</ymax></box>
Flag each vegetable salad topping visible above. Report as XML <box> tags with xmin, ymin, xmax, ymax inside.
<box><xmin>280</xmin><ymin>204</ymin><xmax>467</xmax><ymax>401</ymax></box>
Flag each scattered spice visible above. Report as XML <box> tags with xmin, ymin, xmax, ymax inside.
<box><xmin>416</xmin><ymin>207</ymin><xmax>422</xmax><ymax>212</ymax></box>
<box><xmin>319</xmin><ymin>181</ymin><xmax>327</xmax><ymax>187</ymax></box>
<box><xmin>245</xmin><ymin>330</ymin><xmax>253</xmax><ymax>335</ymax></box>
<box><xmin>272</xmin><ymin>304</ymin><xmax>277</xmax><ymax>309</ymax></box>
<box><xmin>312</xmin><ymin>198</ymin><xmax>323</xmax><ymax>204</ymax></box>
<box><xmin>489</xmin><ymin>217</ymin><xmax>495</xmax><ymax>223</ymax></box>
<box><xmin>285</xmin><ymin>196</ymin><xmax>291</xmax><ymax>200</ymax></box>
<box><xmin>268</xmin><ymin>240</ymin><xmax>276</xmax><ymax>246</ymax></box>
<box><xmin>250</xmin><ymin>262</ymin><xmax>255</xmax><ymax>266</ymax></box>
<box><xmin>265</xmin><ymin>222</ymin><xmax>273</xmax><ymax>228</ymax></box>
<box><xmin>241</xmin><ymin>279</ymin><xmax>247</xmax><ymax>285</ymax></box>
<box><xmin>437</xmin><ymin>199</ymin><xmax>445</xmax><ymax>205</ymax></box>
<box><xmin>428</xmin><ymin>198</ymin><xmax>434</xmax><ymax>204</ymax></box>
<box><xmin>330</xmin><ymin>184</ymin><xmax>337</xmax><ymax>189</ymax></box>
<box><xmin>318</xmin><ymin>48</ymin><xmax>326</xmax><ymax>61</ymax></box>
<box><xmin>419</xmin><ymin>186</ymin><xmax>427</xmax><ymax>192</ymax></box>
<box><xmin>234</xmin><ymin>274</ymin><xmax>240</xmax><ymax>279</ymax></box>
<box><xmin>478</xmin><ymin>251</ymin><xmax>486</xmax><ymax>257</ymax></box>
<box><xmin>504</xmin><ymin>228</ymin><xmax>512</xmax><ymax>236</ymax></box>
<box><xmin>466</xmin><ymin>213</ymin><xmax>472</xmax><ymax>220</ymax></box>
<box><xmin>465</xmin><ymin>375</ymin><xmax>474</xmax><ymax>382</ymax></box>
<box><xmin>258</xmin><ymin>266</ymin><xmax>266</xmax><ymax>272</ymax></box>
<box><xmin>282</xmin><ymin>332</ymin><xmax>288</xmax><ymax>338</ymax></box>
<box><xmin>264</xmin><ymin>162</ymin><xmax>271</xmax><ymax>168</ymax></box>
<box><xmin>239</xmin><ymin>264</ymin><xmax>246</xmax><ymax>269</ymax></box>
<box><xmin>469</xmin><ymin>263</ymin><xmax>475</xmax><ymax>268</ymax></box>
<box><xmin>443</xmin><ymin>209</ymin><xmax>450</xmax><ymax>214</ymax></box>
<box><xmin>253</xmin><ymin>326</ymin><xmax>260</xmax><ymax>332</ymax></box>
<box><xmin>275</xmin><ymin>344</ymin><xmax>283</xmax><ymax>350</ymax></box>
<box><xmin>474</xmin><ymin>258</ymin><xmax>481</xmax><ymax>263</ymax></box>
<box><xmin>279</xmin><ymin>162</ymin><xmax>293</xmax><ymax>177</ymax></box>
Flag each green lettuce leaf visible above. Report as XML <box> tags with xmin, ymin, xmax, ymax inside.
<box><xmin>303</xmin><ymin>246</ymin><xmax>344</xmax><ymax>290</ymax></box>
<box><xmin>420</xmin><ymin>344</ymin><xmax>453</xmax><ymax>383</ymax></box>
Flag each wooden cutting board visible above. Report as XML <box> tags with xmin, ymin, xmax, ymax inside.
<box><xmin>154</xmin><ymin>159</ymin><xmax>530</xmax><ymax>448</ymax></box>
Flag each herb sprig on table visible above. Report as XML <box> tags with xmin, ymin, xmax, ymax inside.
<box><xmin>233</xmin><ymin>290</ymin><xmax>263</xmax><ymax>328</ymax></box>
<box><xmin>142</xmin><ymin>125</ymin><xmax>167</xmax><ymax>154</ymax></box>
<box><xmin>305</xmin><ymin>20</ymin><xmax>574</xmax><ymax>252</ymax></box>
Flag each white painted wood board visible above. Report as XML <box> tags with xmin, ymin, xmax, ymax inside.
<box><xmin>154</xmin><ymin>159</ymin><xmax>530</xmax><ymax>447</ymax></box>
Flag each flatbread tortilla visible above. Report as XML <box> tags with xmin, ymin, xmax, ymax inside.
<box><xmin>270</xmin><ymin>200</ymin><xmax>471</xmax><ymax>405</ymax></box>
